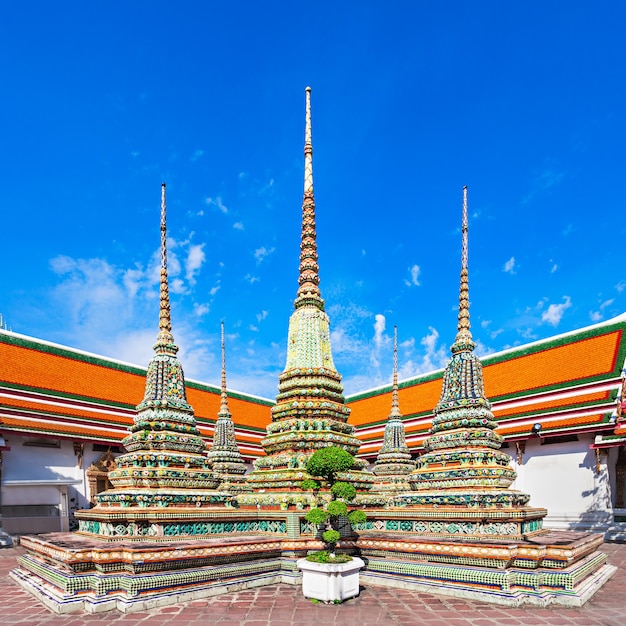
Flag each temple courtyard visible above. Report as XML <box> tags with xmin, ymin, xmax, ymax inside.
<box><xmin>0</xmin><ymin>541</ymin><xmax>624</xmax><ymax>625</ymax></box>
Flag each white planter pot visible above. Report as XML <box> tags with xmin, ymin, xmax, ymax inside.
<box><xmin>297</xmin><ymin>556</ymin><xmax>364</xmax><ymax>603</ymax></box>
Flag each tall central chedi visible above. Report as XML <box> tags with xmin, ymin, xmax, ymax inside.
<box><xmin>239</xmin><ymin>88</ymin><xmax>374</xmax><ymax>508</ymax></box>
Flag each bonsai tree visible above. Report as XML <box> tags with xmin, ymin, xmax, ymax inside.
<box><xmin>301</xmin><ymin>446</ymin><xmax>366</xmax><ymax>561</ymax></box>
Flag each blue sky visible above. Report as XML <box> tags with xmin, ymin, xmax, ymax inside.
<box><xmin>1</xmin><ymin>2</ymin><xmax>624</xmax><ymax>399</ymax></box>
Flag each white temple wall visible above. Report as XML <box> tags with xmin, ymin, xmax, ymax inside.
<box><xmin>1</xmin><ymin>436</ymin><xmax>86</xmax><ymax>534</ymax></box>
<box><xmin>507</xmin><ymin>435</ymin><xmax>612</xmax><ymax>531</ymax></box>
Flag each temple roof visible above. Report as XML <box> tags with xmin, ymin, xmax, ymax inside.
<box><xmin>349</xmin><ymin>313</ymin><xmax>626</xmax><ymax>457</ymax></box>
<box><xmin>1</xmin><ymin>314</ymin><xmax>624</xmax><ymax>459</ymax></box>
<box><xmin>0</xmin><ymin>329</ymin><xmax>272</xmax><ymax>458</ymax></box>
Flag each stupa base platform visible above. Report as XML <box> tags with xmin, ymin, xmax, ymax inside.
<box><xmin>10</xmin><ymin>521</ymin><xmax>615</xmax><ymax>612</ymax></box>
<box><xmin>357</xmin><ymin>530</ymin><xmax>616</xmax><ymax>607</ymax></box>
<box><xmin>10</xmin><ymin>530</ymin><xmax>319</xmax><ymax>614</ymax></box>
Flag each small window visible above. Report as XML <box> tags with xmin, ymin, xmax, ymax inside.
<box><xmin>23</xmin><ymin>437</ymin><xmax>60</xmax><ymax>448</ymax></box>
<box><xmin>92</xmin><ymin>443</ymin><xmax>123</xmax><ymax>453</ymax></box>
<box><xmin>540</xmin><ymin>434</ymin><xmax>579</xmax><ymax>446</ymax></box>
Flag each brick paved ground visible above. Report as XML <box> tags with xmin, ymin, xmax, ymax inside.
<box><xmin>1</xmin><ymin>542</ymin><xmax>625</xmax><ymax>625</ymax></box>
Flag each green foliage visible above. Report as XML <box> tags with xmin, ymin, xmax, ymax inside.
<box><xmin>305</xmin><ymin>550</ymin><xmax>352</xmax><ymax>564</ymax></box>
<box><xmin>300</xmin><ymin>479</ymin><xmax>320</xmax><ymax>491</ymax></box>
<box><xmin>321</xmin><ymin>529</ymin><xmax>341</xmax><ymax>545</ymax></box>
<box><xmin>331</xmin><ymin>481</ymin><xmax>357</xmax><ymax>502</ymax></box>
<box><xmin>300</xmin><ymin>446</ymin><xmax>366</xmax><ymax>554</ymax></box>
<box><xmin>347</xmin><ymin>509</ymin><xmax>367</xmax><ymax>525</ymax></box>
<box><xmin>306</xmin><ymin>447</ymin><xmax>355</xmax><ymax>484</ymax></box>
<box><xmin>305</xmin><ymin>507</ymin><xmax>329</xmax><ymax>525</ymax></box>
<box><xmin>326</xmin><ymin>500</ymin><xmax>348</xmax><ymax>517</ymax></box>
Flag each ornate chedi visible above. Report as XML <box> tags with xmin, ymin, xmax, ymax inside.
<box><xmin>371</xmin><ymin>326</ymin><xmax>415</xmax><ymax>493</ymax></box>
<box><xmin>394</xmin><ymin>187</ymin><xmax>545</xmax><ymax>534</ymax></box>
<box><xmin>354</xmin><ymin>187</ymin><xmax>615</xmax><ymax>606</ymax></box>
<box><xmin>74</xmin><ymin>184</ymin><xmax>230</xmax><ymax>539</ymax></box>
<box><xmin>205</xmin><ymin>322</ymin><xmax>250</xmax><ymax>492</ymax></box>
<box><xmin>239</xmin><ymin>87</ymin><xmax>375</xmax><ymax>508</ymax></box>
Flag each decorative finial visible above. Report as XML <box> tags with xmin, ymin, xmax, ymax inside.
<box><xmin>451</xmin><ymin>185</ymin><xmax>475</xmax><ymax>353</ymax></box>
<box><xmin>219</xmin><ymin>321</ymin><xmax>231</xmax><ymax>418</ymax></box>
<box><xmin>155</xmin><ymin>183</ymin><xmax>177</xmax><ymax>353</ymax></box>
<box><xmin>304</xmin><ymin>87</ymin><xmax>313</xmax><ymax>195</ymax></box>
<box><xmin>390</xmin><ymin>326</ymin><xmax>401</xmax><ymax>418</ymax></box>
<box><xmin>295</xmin><ymin>87</ymin><xmax>323</xmax><ymax>309</ymax></box>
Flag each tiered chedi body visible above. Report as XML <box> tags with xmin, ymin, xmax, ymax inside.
<box><xmin>239</xmin><ymin>88</ymin><xmax>374</xmax><ymax>507</ymax></box>
<box><xmin>397</xmin><ymin>189</ymin><xmax>546</xmax><ymax>534</ymax></box>
<box><xmin>371</xmin><ymin>326</ymin><xmax>415</xmax><ymax>492</ymax></box>
<box><xmin>206</xmin><ymin>323</ymin><xmax>250</xmax><ymax>492</ymax></box>
<box><xmin>77</xmin><ymin>185</ymin><xmax>229</xmax><ymax>535</ymax></box>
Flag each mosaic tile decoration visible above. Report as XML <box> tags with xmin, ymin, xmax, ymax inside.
<box><xmin>205</xmin><ymin>323</ymin><xmax>250</xmax><ymax>492</ymax></box>
<box><xmin>239</xmin><ymin>88</ymin><xmax>375</xmax><ymax>507</ymax></box>
<box><xmin>371</xmin><ymin>327</ymin><xmax>416</xmax><ymax>493</ymax></box>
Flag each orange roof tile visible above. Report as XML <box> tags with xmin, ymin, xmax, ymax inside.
<box><xmin>348</xmin><ymin>329</ymin><xmax>623</xmax><ymax>427</ymax></box>
<box><xmin>483</xmin><ymin>332</ymin><xmax>622</xmax><ymax>399</ymax></box>
<box><xmin>0</xmin><ymin>335</ymin><xmax>273</xmax><ymax>432</ymax></box>
<box><xmin>0</xmin><ymin>341</ymin><xmax>145</xmax><ymax>406</ymax></box>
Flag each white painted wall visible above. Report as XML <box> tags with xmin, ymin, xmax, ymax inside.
<box><xmin>507</xmin><ymin>435</ymin><xmax>612</xmax><ymax>530</ymax></box>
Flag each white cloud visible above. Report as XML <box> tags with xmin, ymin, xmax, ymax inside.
<box><xmin>254</xmin><ymin>246</ymin><xmax>275</xmax><ymax>263</ymax></box>
<box><xmin>503</xmin><ymin>257</ymin><xmax>516</xmax><ymax>274</ymax></box>
<box><xmin>170</xmin><ymin>278</ymin><xmax>186</xmax><ymax>294</ymax></box>
<box><xmin>233</xmin><ymin>222</ymin><xmax>244</xmax><ymax>231</ymax></box>
<box><xmin>256</xmin><ymin>310</ymin><xmax>269</xmax><ymax>323</ymax></box>
<box><xmin>330</xmin><ymin>327</ymin><xmax>362</xmax><ymax>355</ymax></box>
<box><xmin>185</xmin><ymin>244</ymin><xmax>206</xmax><ymax>282</ymax></box>
<box><xmin>373</xmin><ymin>314</ymin><xmax>386</xmax><ymax>349</ymax></box>
<box><xmin>205</xmin><ymin>196</ymin><xmax>228</xmax><ymax>214</ymax></box>
<box><xmin>49</xmin><ymin>255</ymin><xmax>77</xmax><ymax>274</ymax></box>
<box><xmin>404</xmin><ymin>264</ymin><xmax>421</xmax><ymax>287</ymax></box>
<box><xmin>549</xmin><ymin>259</ymin><xmax>558</xmax><ymax>273</ymax></box>
<box><xmin>399</xmin><ymin>337</ymin><xmax>415</xmax><ymax>351</ymax></box>
<box><xmin>190</xmin><ymin>149</ymin><xmax>204</xmax><ymax>162</ymax></box>
<box><xmin>419</xmin><ymin>327</ymin><xmax>448</xmax><ymax>371</ymax></box>
<box><xmin>519</xmin><ymin>327</ymin><xmax>538</xmax><ymax>340</ymax></box>
<box><xmin>193</xmin><ymin>303</ymin><xmax>210</xmax><ymax>316</ymax></box>
<box><xmin>123</xmin><ymin>267</ymin><xmax>146</xmax><ymax>300</ymax></box>
<box><xmin>393</xmin><ymin>327</ymin><xmax>449</xmax><ymax>381</ymax></box>
<box><xmin>209</xmin><ymin>283</ymin><xmax>221</xmax><ymax>296</ymax></box>
<box><xmin>589</xmin><ymin>299</ymin><xmax>615</xmax><ymax>323</ymax></box>
<box><xmin>541</xmin><ymin>296</ymin><xmax>572</xmax><ymax>326</ymax></box>
<box><xmin>245</xmin><ymin>274</ymin><xmax>260</xmax><ymax>284</ymax></box>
